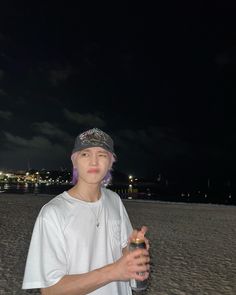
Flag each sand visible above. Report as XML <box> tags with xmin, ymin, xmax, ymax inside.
<box><xmin>0</xmin><ymin>193</ymin><xmax>236</xmax><ymax>295</ymax></box>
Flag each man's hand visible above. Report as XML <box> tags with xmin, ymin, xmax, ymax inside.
<box><xmin>112</xmin><ymin>247</ymin><xmax>150</xmax><ymax>282</ymax></box>
<box><xmin>111</xmin><ymin>226</ymin><xmax>150</xmax><ymax>282</ymax></box>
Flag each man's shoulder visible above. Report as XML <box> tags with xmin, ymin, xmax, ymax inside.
<box><xmin>102</xmin><ymin>187</ymin><xmax>120</xmax><ymax>198</ymax></box>
<box><xmin>39</xmin><ymin>192</ymin><xmax>67</xmax><ymax>220</ymax></box>
<box><xmin>102</xmin><ymin>187</ymin><xmax>122</xmax><ymax>205</ymax></box>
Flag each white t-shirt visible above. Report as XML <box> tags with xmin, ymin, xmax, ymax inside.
<box><xmin>22</xmin><ymin>188</ymin><xmax>133</xmax><ymax>295</ymax></box>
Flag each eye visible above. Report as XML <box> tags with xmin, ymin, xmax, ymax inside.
<box><xmin>98</xmin><ymin>153</ymin><xmax>108</xmax><ymax>157</ymax></box>
<box><xmin>80</xmin><ymin>152</ymin><xmax>89</xmax><ymax>157</ymax></box>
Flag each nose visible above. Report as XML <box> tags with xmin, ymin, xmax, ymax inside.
<box><xmin>90</xmin><ymin>153</ymin><xmax>98</xmax><ymax>166</ymax></box>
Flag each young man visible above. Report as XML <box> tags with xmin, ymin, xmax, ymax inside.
<box><xmin>22</xmin><ymin>128</ymin><xmax>150</xmax><ymax>295</ymax></box>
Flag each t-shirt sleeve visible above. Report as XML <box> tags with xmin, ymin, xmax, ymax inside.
<box><xmin>22</xmin><ymin>205</ymin><xmax>67</xmax><ymax>289</ymax></box>
<box><xmin>119</xmin><ymin>200</ymin><xmax>133</xmax><ymax>249</ymax></box>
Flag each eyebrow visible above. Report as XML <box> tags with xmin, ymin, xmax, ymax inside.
<box><xmin>80</xmin><ymin>149</ymin><xmax>108</xmax><ymax>154</ymax></box>
<box><xmin>97</xmin><ymin>150</ymin><xmax>108</xmax><ymax>153</ymax></box>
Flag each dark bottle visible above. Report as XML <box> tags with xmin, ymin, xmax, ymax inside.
<box><xmin>129</xmin><ymin>238</ymin><xmax>148</xmax><ymax>292</ymax></box>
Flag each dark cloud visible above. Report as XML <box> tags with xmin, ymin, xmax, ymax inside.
<box><xmin>0</xmin><ymin>32</ymin><xmax>5</xmax><ymax>40</ymax></box>
<box><xmin>63</xmin><ymin>109</ymin><xmax>106</xmax><ymax>128</ymax></box>
<box><xmin>0</xmin><ymin>132</ymin><xmax>70</xmax><ymax>170</ymax></box>
<box><xmin>49</xmin><ymin>65</ymin><xmax>73</xmax><ymax>86</ymax></box>
<box><xmin>215</xmin><ymin>47</ymin><xmax>236</xmax><ymax>67</ymax></box>
<box><xmin>116</xmin><ymin>127</ymin><xmax>190</xmax><ymax>156</ymax></box>
<box><xmin>0</xmin><ymin>110</ymin><xmax>12</xmax><ymax>120</ymax></box>
<box><xmin>3</xmin><ymin>132</ymin><xmax>52</xmax><ymax>149</ymax></box>
<box><xmin>0</xmin><ymin>89</ymin><xmax>7</xmax><ymax>96</ymax></box>
<box><xmin>32</xmin><ymin>121</ymin><xmax>72</xmax><ymax>142</ymax></box>
<box><xmin>0</xmin><ymin>69</ymin><xmax>4</xmax><ymax>79</ymax></box>
<box><xmin>15</xmin><ymin>97</ymin><xmax>27</xmax><ymax>105</ymax></box>
<box><xmin>113</xmin><ymin>126</ymin><xmax>192</xmax><ymax>177</ymax></box>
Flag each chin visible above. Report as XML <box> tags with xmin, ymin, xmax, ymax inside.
<box><xmin>85</xmin><ymin>176</ymin><xmax>105</xmax><ymax>185</ymax></box>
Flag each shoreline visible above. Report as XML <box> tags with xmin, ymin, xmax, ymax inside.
<box><xmin>1</xmin><ymin>191</ymin><xmax>235</xmax><ymax>207</ymax></box>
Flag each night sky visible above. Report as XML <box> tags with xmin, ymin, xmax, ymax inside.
<box><xmin>0</xmin><ymin>2</ymin><xmax>235</xmax><ymax>182</ymax></box>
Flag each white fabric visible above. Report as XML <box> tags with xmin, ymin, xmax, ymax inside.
<box><xmin>22</xmin><ymin>188</ymin><xmax>133</xmax><ymax>295</ymax></box>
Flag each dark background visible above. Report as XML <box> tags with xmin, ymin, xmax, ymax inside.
<box><xmin>0</xmin><ymin>2</ymin><xmax>235</xmax><ymax>189</ymax></box>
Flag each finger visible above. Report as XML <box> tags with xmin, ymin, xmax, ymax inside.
<box><xmin>141</xmin><ymin>225</ymin><xmax>148</xmax><ymax>235</ymax></box>
<box><xmin>133</xmin><ymin>270</ymin><xmax>149</xmax><ymax>281</ymax></box>
<box><xmin>136</xmin><ymin>226</ymin><xmax>148</xmax><ymax>240</ymax></box>
<box><xmin>138</xmin><ymin>254</ymin><xmax>150</xmax><ymax>265</ymax></box>
<box><xmin>144</xmin><ymin>237</ymin><xmax>150</xmax><ymax>250</ymax></box>
<box><xmin>131</xmin><ymin>248</ymin><xmax>149</xmax><ymax>259</ymax></box>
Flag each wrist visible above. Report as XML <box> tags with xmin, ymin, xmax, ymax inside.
<box><xmin>96</xmin><ymin>262</ymin><xmax>117</xmax><ymax>283</ymax></box>
<box><xmin>106</xmin><ymin>262</ymin><xmax>118</xmax><ymax>281</ymax></box>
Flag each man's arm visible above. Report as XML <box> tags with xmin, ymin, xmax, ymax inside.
<box><xmin>41</xmin><ymin>262</ymin><xmax>114</xmax><ymax>295</ymax></box>
<box><xmin>41</xmin><ymin>247</ymin><xmax>149</xmax><ymax>295</ymax></box>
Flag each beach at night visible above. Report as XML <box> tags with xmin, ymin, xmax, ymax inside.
<box><xmin>0</xmin><ymin>193</ymin><xmax>236</xmax><ymax>295</ymax></box>
<box><xmin>1</xmin><ymin>2</ymin><xmax>236</xmax><ymax>294</ymax></box>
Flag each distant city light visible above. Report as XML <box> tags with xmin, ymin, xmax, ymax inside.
<box><xmin>0</xmin><ymin>169</ymin><xmax>234</xmax><ymax>205</ymax></box>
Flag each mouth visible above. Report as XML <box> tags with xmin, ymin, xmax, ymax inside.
<box><xmin>87</xmin><ymin>168</ymin><xmax>100</xmax><ymax>173</ymax></box>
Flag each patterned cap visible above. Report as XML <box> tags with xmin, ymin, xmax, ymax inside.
<box><xmin>72</xmin><ymin>128</ymin><xmax>115</xmax><ymax>155</ymax></box>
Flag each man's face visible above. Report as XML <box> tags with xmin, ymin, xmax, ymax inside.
<box><xmin>73</xmin><ymin>147</ymin><xmax>112</xmax><ymax>185</ymax></box>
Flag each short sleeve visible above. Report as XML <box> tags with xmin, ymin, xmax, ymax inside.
<box><xmin>22</xmin><ymin>206</ymin><xmax>68</xmax><ymax>289</ymax></box>
<box><xmin>119</xmin><ymin>200</ymin><xmax>133</xmax><ymax>249</ymax></box>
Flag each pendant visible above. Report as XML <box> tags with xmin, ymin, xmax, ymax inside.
<box><xmin>96</xmin><ymin>222</ymin><xmax>99</xmax><ymax>227</ymax></box>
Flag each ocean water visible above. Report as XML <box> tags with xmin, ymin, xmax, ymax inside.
<box><xmin>0</xmin><ymin>183</ymin><xmax>72</xmax><ymax>196</ymax></box>
<box><xmin>0</xmin><ymin>182</ymin><xmax>235</xmax><ymax>205</ymax></box>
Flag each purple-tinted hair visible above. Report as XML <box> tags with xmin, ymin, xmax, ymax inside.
<box><xmin>71</xmin><ymin>153</ymin><xmax>116</xmax><ymax>187</ymax></box>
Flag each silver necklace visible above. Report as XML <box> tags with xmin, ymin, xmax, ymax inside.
<box><xmin>88</xmin><ymin>204</ymin><xmax>103</xmax><ymax>227</ymax></box>
<box><xmin>77</xmin><ymin>192</ymin><xmax>103</xmax><ymax>228</ymax></box>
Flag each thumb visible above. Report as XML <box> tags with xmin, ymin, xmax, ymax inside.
<box><xmin>137</xmin><ymin>226</ymin><xmax>148</xmax><ymax>239</ymax></box>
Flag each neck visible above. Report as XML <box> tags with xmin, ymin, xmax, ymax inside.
<box><xmin>69</xmin><ymin>181</ymin><xmax>101</xmax><ymax>202</ymax></box>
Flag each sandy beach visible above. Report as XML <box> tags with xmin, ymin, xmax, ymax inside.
<box><xmin>0</xmin><ymin>193</ymin><xmax>236</xmax><ymax>295</ymax></box>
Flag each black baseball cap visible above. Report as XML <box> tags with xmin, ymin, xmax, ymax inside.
<box><xmin>72</xmin><ymin>128</ymin><xmax>115</xmax><ymax>155</ymax></box>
